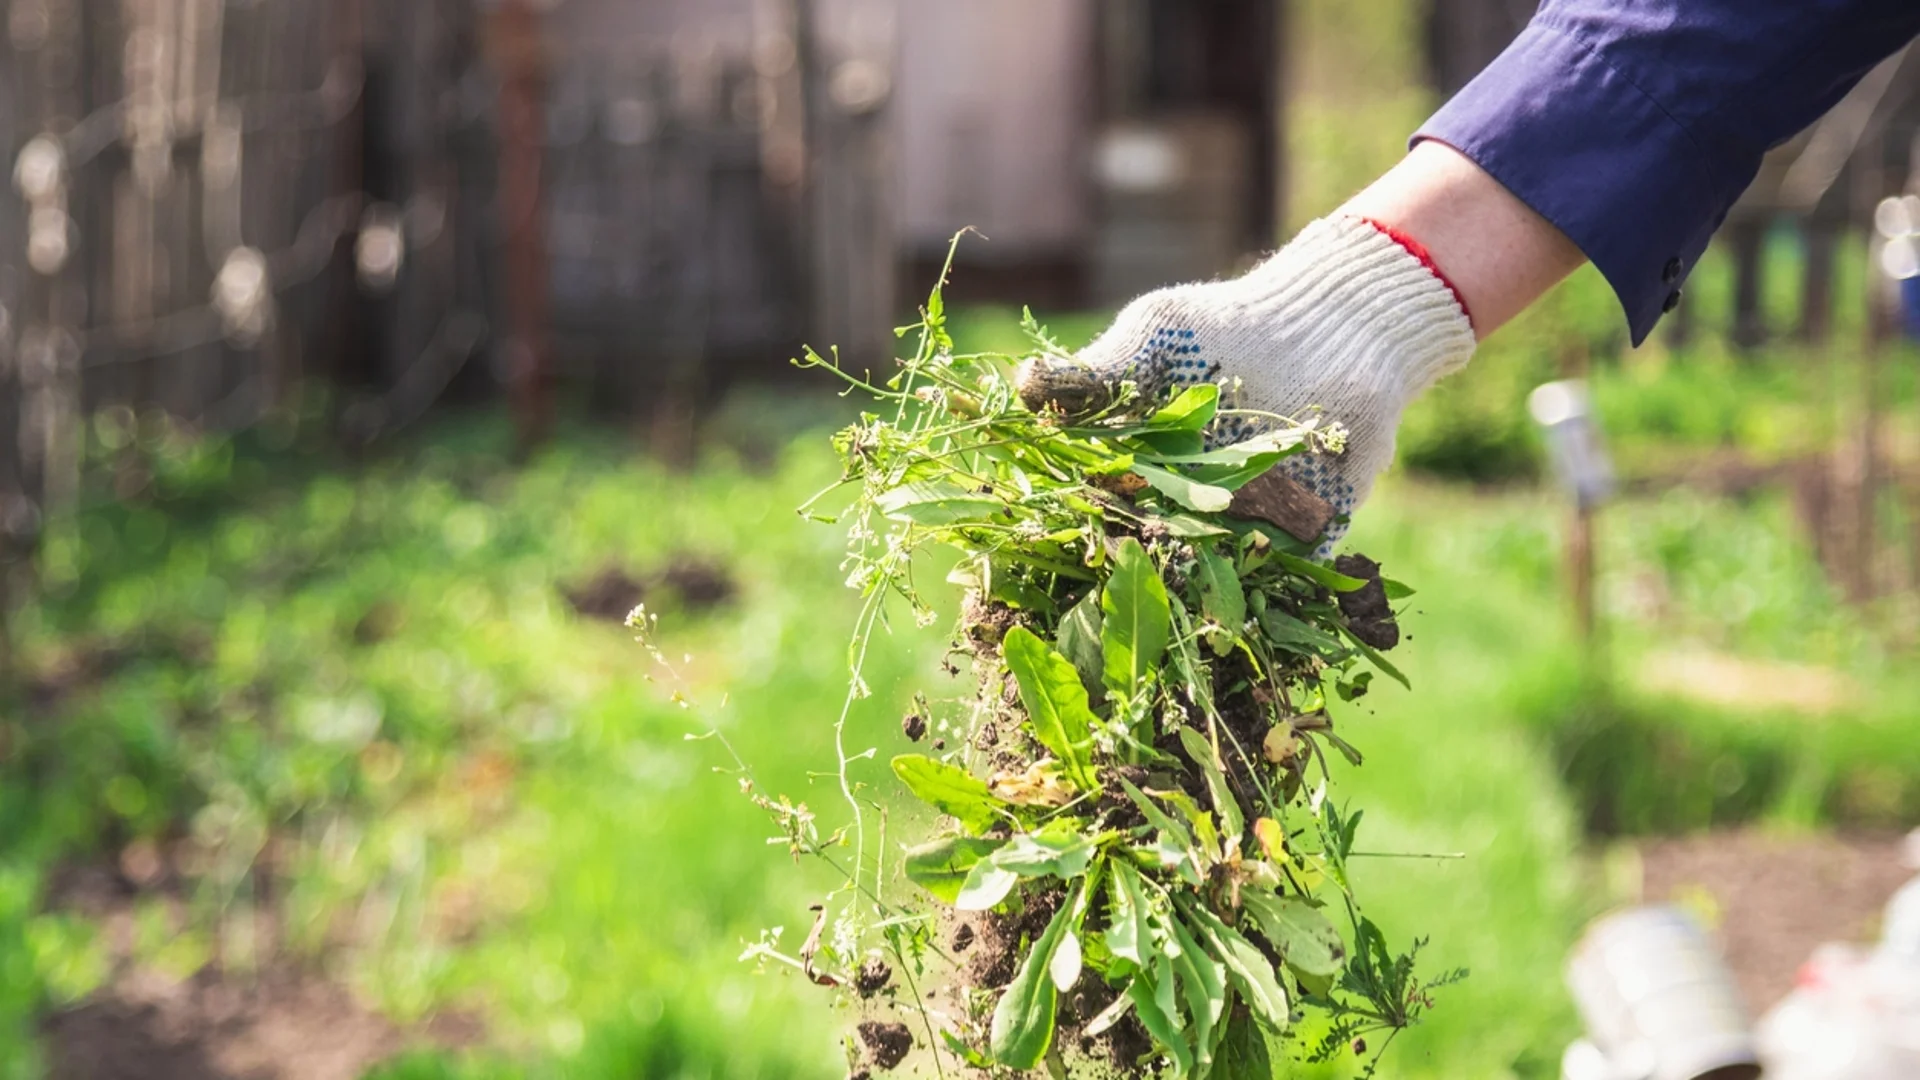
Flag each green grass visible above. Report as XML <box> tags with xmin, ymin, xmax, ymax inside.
<box><xmin>0</xmin><ymin>411</ymin><xmax>1599</xmax><ymax>1079</ymax></box>
<box><xmin>1</xmin><ymin>411</ymin><xmax>932</xmax><ymax>1078</ymax></box>
<box><xmin>7</xmin><ymin>394</ymin><xmax>1919</xmax><ymax>1079</ymax></box>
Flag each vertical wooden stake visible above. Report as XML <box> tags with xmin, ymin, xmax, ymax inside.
<box><xmin>492</xmin><ymin>0</ymin><xmax>554</xmax><ymax>454</ymax></box>
<box><xmin>1571</xmin><ymin>501</ymin><xmax>1597</xmax><ymax>647</ymax></box>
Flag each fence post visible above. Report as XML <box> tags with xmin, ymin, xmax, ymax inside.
<box><xmin>491</xmin><ymin>0</ymin><xmax>554</xmax><ymax>453</ymax></box>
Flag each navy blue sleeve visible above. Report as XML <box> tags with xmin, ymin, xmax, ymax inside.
<box><xmin>1415</xmin><ymin>1</ymin><xmax>1920</xmax><ymax>345</ymax></box>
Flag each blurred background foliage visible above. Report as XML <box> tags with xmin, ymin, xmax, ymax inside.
<box><xmin>4</xmin><ymin>0</ymin><xmax>1920</xmax><ymax>1078</ymax></box>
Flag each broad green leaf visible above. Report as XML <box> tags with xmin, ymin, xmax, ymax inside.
<box><xmin>1121</xmin><ymin>968</ymin><xmax>1182</xmax><ymax>1076</ymax></box>
<box><xmin>1184</xmin><ymin>454</ymin><xmax>1287</xmax><ymax>491</ymax></box>
<box><xmin>891</xmin><ymin>754</ymin><xmax>1004</xmax><ymax>832</ymax></box>
<box><xmin>955</xmin><ymin>859</ymin><xmax>1020</xmax><ymax>911</ymax></box>
<box><xmin>1106</xmin><ymin>861</ymin><xmax>1155</xmax><ymax>967</ymax></box>
<box><xmin>1133</xmin><ymin>463</ymin><xmax>1232</xmax><ymax>513</ymax></box>
<box><xmin>1193</xmin><ymin>549</ymin><xmax>1246</xmax><ymax>655</ymax></box>
<box><xmin>1117</xmin><ymin>778</ymin><xmax>1194</xmax><ymax>848</ymax></box>
<box><xmin>1134</xmin><ymin>429</ymin><xmax>1304</xmax><ymax>467</ymax></box>
<box><xmin>1177</xmin><ymin>727</ymin><xmax>1245</xmax><ymax>841</ymax></box>
<box><xmin>988</xmin><ymin>884</ymin><xmax>1081</xmax><ymax>1069</ymax></box>
<box><xmin>1273</xmin><ymin>551</ymin><xmax>1366</xmax><ymax>592</ymax></box>
<box><xmin>1181</xmin><ymin>901</ymin><xmax>1290</xmax><ymax>1031</ymax></box>
<box><xmin>1213</xmin><ymin>1012</ymin><xmax>1274</xmax><ymax>1079</ymax></box>
<box><xmin>1382</xmin><ymin>577</ymin><xmax>1416</xmax><ymax>601</ymax></box>
<box><xmin>1160</xmin><ymin>514</ymin><xmax>1232</xmax><ymax>539</ymax></box>
<box><xmin>991</xmin><ymin>829</ymin><xmax>1096</xmax><ymax>879</ymax></box>
<box><xmin>1147</xmin><ymin>383</ymin><xmax>1220</xmax><ymax>431</ymax></box>
<box><xmin>1102</xmin><ymin>539</ymin><xmax>1171</xmax><ymax>695</ymax></box>
<box><xmin>1055</xmin><ymin>588</ymin><xmax>1106</xmax><ymax>699</ymax></box>
<box><xmin>875</xmin><ymin>481</ymin><xmax>1003</xmax><ymax>525</ymax></box>
<box><xmin>1257</xmin><ymin>609</ymin><xmax>1345</xmax><ymax>657</ymax></box>
<box><xmin>1001</xmin><ymin>626</ymin><xmax>1098</xmax><ymax>789</ymax></box>
<box><xmin>1153</xmin><ymin>786</ymin><xmax>1222</xmax><ymax>868</ymax></box>
<box><xmin>1166</xmin><ymin>910</ymin><xmax>1226</xmax><ymax>1071</ymax></box>
<box><xmin>902</xmin><ymin>836</ymin><xmax>1004</xmax><ymax>903</ymax></box>
<box><xmin>1126</xmin><ymin>427</ymin><xmax>1206</xmax><ymax>457</ymax></box>
<box><xmin>1241</xmin><ymin>892</ymin><xmax>1348</xmax><ymax>978</ymax></box>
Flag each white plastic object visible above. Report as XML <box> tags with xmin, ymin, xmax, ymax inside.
<box><xmin>1565</xmin><ymin>906</ymin><xmax>1760</xmax><ymax>1080</ymax></box>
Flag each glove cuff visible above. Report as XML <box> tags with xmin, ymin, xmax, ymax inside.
<box><xmin>1232</xmin><ymin>215</ymin><xmax>1477</xmax><ymax>405</ymax></box>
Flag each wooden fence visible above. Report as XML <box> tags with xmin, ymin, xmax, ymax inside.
<box><xmin>0</xmin><ymin>0</ymin><xmax>893</xmax><ymax>575</ymax></box>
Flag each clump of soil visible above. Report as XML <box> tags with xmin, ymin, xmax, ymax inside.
<box><xmin>1332</xmin><ymin>554</ymin><xmax>1398</xmax><ymax>650</ymax></box>
<box><xmin>563</xmin><ymin>566</ymin><xmax>647</xmax><ymax>621</ymax></box>
<box><xmin>659</xmin><ymin>558</ymin><xmax>735</xmax><ymax>608</ymax></box>
<box><xmin>960</xmin><ymin>594</ymin><xmax>1019</xmax><ymax>650</ymax></box>
<box><xmin>900</xmin><ymin>712</ymin><xmax>927</xmax><ymax>742</ymax></box>
<box><xmin>856</xmin><ymin>1019</ymin><xmax>914</xmax><ymax>1071</ymax></box>
<box><xmin>855</xmin><ymin>958</ymin><xmax>893</xmax><ymax>998</ymax></box>
<box><xmin>563</xmin><ymin>557</ymin><xmax>737</xmax><ymax>622</ymax></box>
<box><xmin>959</xmin><ymin>889</ymin><xmax>1063</xmax><ymax>992</ymax></box>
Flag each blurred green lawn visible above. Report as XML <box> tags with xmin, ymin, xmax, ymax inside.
<box><xmin>7</xmin><ymin>1</ymin><xmax>1917</xmax><ymax>1075</ymax></box>
<box><xmin>6</xmin><ymin>326</ymin><xmax>1918</xmax><ymax>1078</ymax></box>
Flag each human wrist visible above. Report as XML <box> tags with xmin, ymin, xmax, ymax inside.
<box><xmin>1343</xmin><ymin>140</ymin><xmax>1585</xmax><ymax>339</ymax></box>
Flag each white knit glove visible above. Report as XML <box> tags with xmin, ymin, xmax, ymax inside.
<box><xmin>1021</xmin><ymin>215</ymin><xmax>1475</xmax><ymax>551</ymax></box>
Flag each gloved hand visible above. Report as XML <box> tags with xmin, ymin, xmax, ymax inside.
<box><xmin>1017</xmin><ymin>215</ymin><xmax>1475</xmax><ymax>550</ymax></box>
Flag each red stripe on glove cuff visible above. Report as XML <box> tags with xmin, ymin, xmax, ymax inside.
<box><xmin>1359</xmin><ymin>218</ymin><xmax>1474</xmax><ymax>330</ymax></box>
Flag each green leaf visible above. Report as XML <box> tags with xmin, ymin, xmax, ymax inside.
<box><xmin>1183</xmin><ymin>454</ymin><xmax>1288</xmax><ymax>492</ymax></box>
<box><xmin>1147</xmin><ymin>383</ymin><xmax>1220</xmax><ymax>431</ymax></box>
<box><xmin>1176</xmin><ymin>727</ymin><xmax>1244</xmax><ymax>842</ymax></box>
<box><xmin>990</xmin><ymin>829</ymin><xmax>1097</xmax><ymax>879</ymax></box>
<box><xmin>1055</xmin><ymin>589</ymin><xmax>1106</xmax><ymax>700</ymax></box>
<box><xmin>1273</xmin><ymin>551</ymin><xmax>1366</xmax><ymax>592</ymax></box>
<box><xmin>1122</xmin><ymin>427</ymin><xmax>1206</xmax><ymax>457</ymax></box>
<box><xmin>1117</xmin><ymin>778</ymin><xmax>1194</xmax><ymax>848</ymax></box>
<box><xmin>1160</xmin><ymin>514</ymin><xmax>1232</xmax><ymax>539</ymax></box>
<box><xmin>955</xmin><ymin>859</ymin><xmax>1020</xmax><ymax>911</ymax></box>
<box><xmin>1129</xmin><ymin>961</ymin><xmax>1196</xmax><ymax>1077</ymax></box>
<box><xmin>1257</xmin><ymin>609</ymin><xmax>1345</xmax><ymax>657</ymax></box>
<box><xmin>874</xmin><ymin>480</ymin><xmax>1004</xmax><ymax>526</ymax></box>
<box><xmin>1193</xmin><ymin>549</ymin><xmax>1246</xmax><ymax>656</ymax></box>
<box><xmin>902</xmin><ymin>836</ymin><xmax>1005</xmax><ymax>903</ymax></box>
<box><xmin>1002</xmin><ymin>626</ymin><xmax>1098</xmax><ymax>789</ymax></box>
<box><xmin>1241</xmin><ymin>892</ymin><xmax>1347</xmax><ymax>977</ymax></box>
<box><xmin>1132</xmin><ymin>463</ymin><xmax>1233</xmax><ymax>513</ymax></box>
<box><xmin>940</xmin><ymin>1029</ymin><xmax>994</xmax><ymax>1069</ymax></box>
<box><xmin>891</xmin><ymin>754</ymin><xmax>1005</xmax><ymax>833</ymax></box>
<box><xmin>1106</xmin><ymin>861</ymin><xmax>1155</xmax><ymax>968</ymax></box>
<box><xmin>1102</xmin><ymin>539</ymin><xmax>1171</xmax><ymax>695</ymax></box>
<box><xmin>1181</xmin><ymin>901</ymin><xmax>1290</xmax><ymax>1031</ymax></box>
<box><xmin>1213</xmin><ymin>1011</ymin><xmax>1274</xmax><ymax>1079</ymax></box>
<box><xmin>1166</xmin><ymin>910</ymin><xmax>1227</xmax><ymax>1070</ymax></box>
<box><xmin>1134</xmin><ymin>429</ymin><xmax>1303</xmax><ymax>467</ymax></box>
<box><xmin>988</xmin><ymin>884</ymin><xmax>1082</xmax><ymax>1069</ymax></box>
<box><xmin>1338</xmin><ymin>623</ymin><xmax>1411</xmax><ymax>690</ymax></box>
<box><xmin>1167</xmin><ymin>597</ymin><xmax>1219</xmax><ymax>725</ymax></box>
<box><xmin>1382</xmin><ymin>578</ymin><xmax>1416</xmax><ymax>601</ymax></box>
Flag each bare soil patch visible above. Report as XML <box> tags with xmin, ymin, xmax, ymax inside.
<box><xmin>1633</xmin><ymin>831</ymin><xmax>1914</xmax><ymax>1013</ymax></box>
<box><xmin>40</xmin><ymin>857</ymin><xmax>483</xmax><ymax>1080</ymax></box>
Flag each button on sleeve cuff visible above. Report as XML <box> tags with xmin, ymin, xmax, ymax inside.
<box><xmin>1413</xmin><ymin>22</ymin><xmax>1739</xmax><ymax>346</ymax></box>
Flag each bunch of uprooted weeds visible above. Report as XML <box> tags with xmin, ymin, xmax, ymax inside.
<box><xmin>728</xmin><ymin>250</ymin><xmax>1463</xmax><ymax>1080</ymax></box>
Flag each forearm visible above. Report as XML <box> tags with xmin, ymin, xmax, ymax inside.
<box><xmin>1340</xmin><ymin>141</ymin><xmax>1585</xmax><ymax>341</ymax></box>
